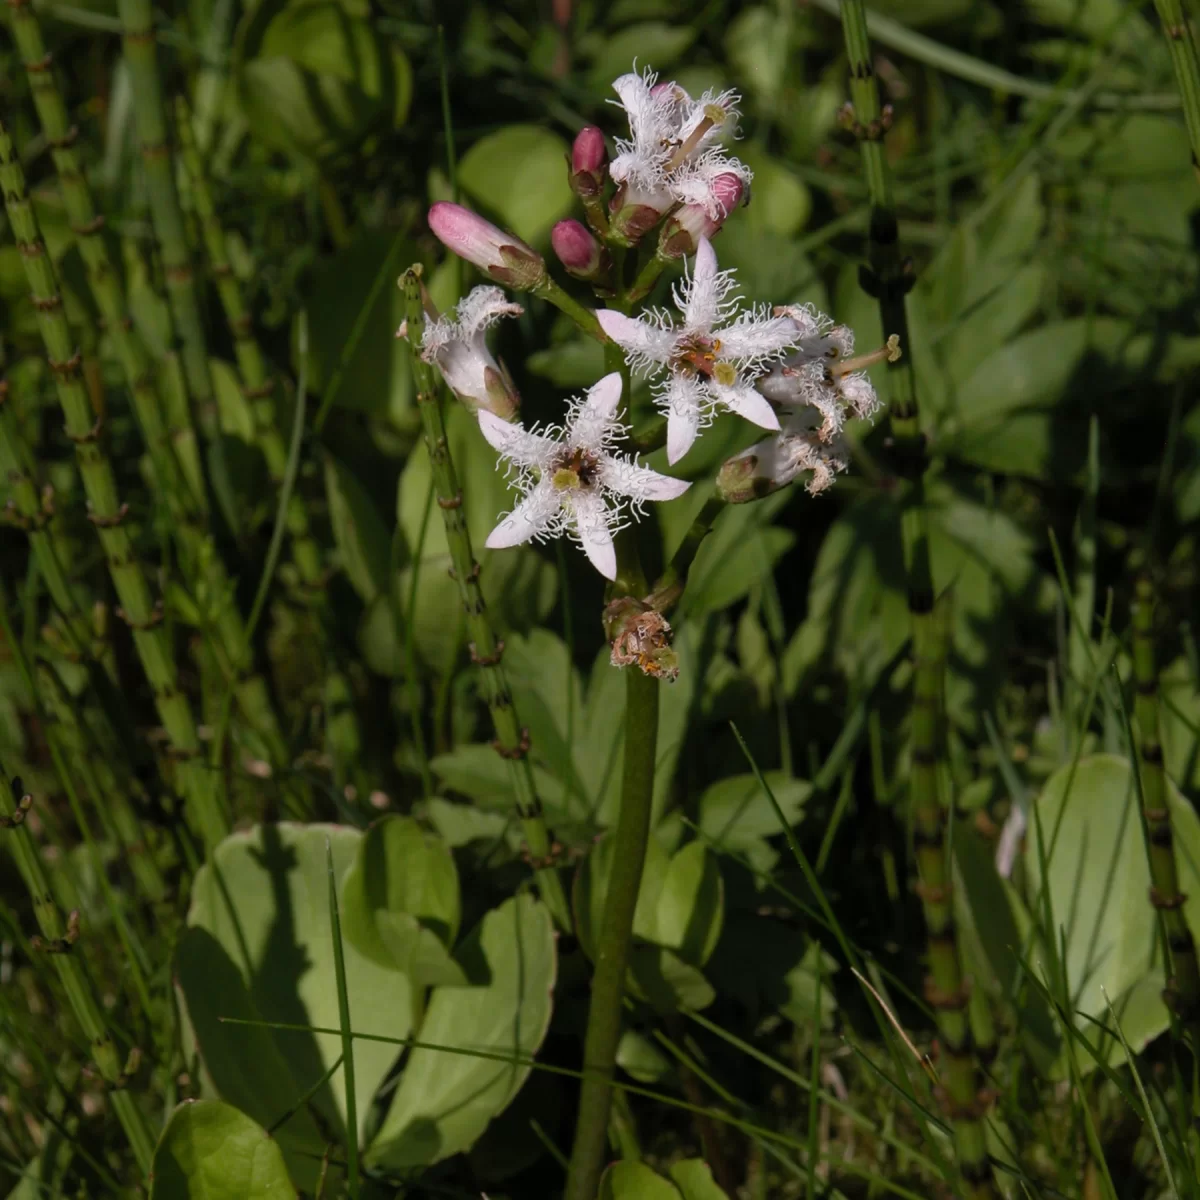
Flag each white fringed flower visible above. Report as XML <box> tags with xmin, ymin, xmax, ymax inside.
<box><xmin>397</xmin><ymin>285</ymin><xmax>523</xmax><ymax>418</ymax></box>
<box><xmin>609</xmin><ymin>68</ymin><xmax>751</xmax><ymax>218</ymax></box>
<box><xmin>758</xmin><ymin>304</ymin><xmax>884</xmax><ymax>442</ymax></box>
<box><xmin>597</xmin><ymin>237</ymin><xmax>796</xmax><ymax>463</ymax></box>
<box><xmin>480</xmin><ymin>372</ymin><xmax>690</xmax><ymax>580</ymax></box>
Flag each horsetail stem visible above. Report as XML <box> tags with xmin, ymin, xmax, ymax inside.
<box><xmin>6</xmin><ymin>0</ymin><xmax>207</xmax><ymax>509</ymax></box>
<box><xmin>837</xmin><ymin>3</ymin><xmax>996</xmax><ymax>1193</ymax></box>
<box><xmin>400</xmin><ymin>266</ymin><xmax>571</xmax><ymax>932</ymax></box>
<box><xmin>1131</xmin><ymin>577</ymin><xmax>1200</xmax><ymax>1041</ymax></box>
<box><xmin>0</xmin><ymin>773</ymin><xmax>156</xmax><ymax>1176</ymax></box>
<box><xmin>0</xmin><ymin>116</ymin><xmax>227</xmax><ymax>849</ymax></box>
<box><xmin>10</xmin><ymin>0</ymin><xmax>292</xmax><ymax>775</ymax></box>
<box><xmin>1151</xmin><ymin>0</ymin><xmax>1200</xmax><ymax>178</ymax></box>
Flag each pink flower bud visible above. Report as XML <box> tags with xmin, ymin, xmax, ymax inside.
<box><xmin>428</xmin><ymin>202</ymin><xmax>545</xmax><ymax>290</ymax></box>
<box><xmin>551</xmin><ymin>219</ymin><xmax>609</xmax><ymax>282</ymax></box>
<box><xmin>658</xmin><ymin>172</ymin><xmax>746</xmax><ymax>259</ymax></box>
<box><xmin>572</xmin><ymin>126</ymin><xmax>607</xmax><ymax>176</ymax></box>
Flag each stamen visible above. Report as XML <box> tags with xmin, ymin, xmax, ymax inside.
<box><xmin>831</xmin><ymin>334</ymin><xmax>901</xmax><ymax>379</ymax></box>
<box><xmin>664</xmin><ymin>108</ymin><xmax>724</xmax><ymax>171</ymax></box>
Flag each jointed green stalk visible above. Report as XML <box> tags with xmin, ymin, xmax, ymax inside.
<box><xmin>12</xmin><ymin>1</ymin><xmax>290</xmax><ymax>774</ymax></box>
<box><xmin>0</xmin><ymin>118</ymin><xmax>227</xmax><ymax>849</ymax></box>
<box><xmin>837</xmin><ymin>3</ymin><xmax>994</xmax><ymax>1194</ymax></box>
<box><xmin>400</xmin><ymin>267</ymin><xmax>570</xmax><ymax>930</ymax></box>
<box><xmin>116</xmin><ymin>0</ymin><xmax>220</xmax><ymax>448</ymax></box>
<box><xmin>6</xmin><ymin>0</ymin><xmax>205</xmax><ymax>508</ymax></box>
<box><xmin>1131</xmin><ymin>578</ymin><xmax>1200</xmax><ymax>1040</ymax></box>
<box><xmin>0</xmin><ymin>381</ymin><xmax>90</xmax><ymax>655</ymax></box>
<box><xmin>1151</xmin><ymin>0</ymin><xmax>1200</xmax><ymax>175</ymax></box>
<box><xmin>0</xmin><ymin>774</ymin><xmax>155</xmax><ymax>1177</ymax></box>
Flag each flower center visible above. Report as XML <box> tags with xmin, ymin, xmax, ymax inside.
<box><xmin>551</xmin><ymin>446</ymin><xmax>599</xmax><ymax>491</ymax></box>
<box><xmin>712</xmin><ymin>361</ymin><xmax>737</xmax><ymax>387</ymax></box>
<box><xmin>671</xmin><ymin>334</ymin><xmax>724</xmax><ymax>377</ymax></box>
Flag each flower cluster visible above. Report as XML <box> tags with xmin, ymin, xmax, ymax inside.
<box><xmin>413</xmin><ymin>62</ymin><xmax>890</xmax><ymax>598</ymax></box>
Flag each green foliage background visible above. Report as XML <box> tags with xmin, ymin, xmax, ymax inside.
<box><xmin>4</xmin><ymin>0</ymin><xmax>1200</xmax><ymax>1197</ymax></box>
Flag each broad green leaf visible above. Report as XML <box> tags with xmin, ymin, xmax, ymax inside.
<box><xmin>176</xmin><ymin>824</ymin><xmax>412</xmax><ymax>1187</ymax></box>
<box><xmin>654</xmin><ymin>841</ymin><xmax>724</xmax><ymax>967</ymax></box>
<box><xmin>1159</xmin><ymin>657</ymin><xmax>1200</xmax><ymax>789</ymax></box>
<box><xmin>697</xmin><ymin>772</ymin><xmax>810</xmax><ymax>847</ymax></box>
<box><xmin>324</xmin><ymin>453</ymin><xmax>392</xmax><ymax>603</ymax></box>
<box><xmin>365</xmin><ymin>894</ymin><xmax>556</xmax><ymax>1169</ymax></box>
<box><xmin>527</xmin><ymin>338</ymin><xmax>607</xmax><ymax>388</ymax></box>
<box><xmin>616</xmin><ymin>1029</ymin><xmax>674</xmax><ymax>1084</ymax></box>
<box><xmin>428</xmin><ymin>742</ymin><xmax>565</xmax><ymax>814</ymax></box>
<box><xmin>600</xmin><ymin>1161</ymin><xmax>681</xmax><ymax>1200</ymax></box>
<box><xmin>423</xmin><ymin>796</ymin><xmax>510</xmax><ymax>847</ymax></box>
<box><xmin>586</xmin><ymin>24</ymin><xmax>696</xmax><ymax>92</ymax></box>
<box><xmin>738</xmin><ymin>146</ymin><xmax>810</xmax><ymax>237</ymax></box>
<box><xmin>149</xmin><ymin>1101</ymin><xmax>294</xmax><ymax>1200</ymax></box>
<box><xmin>234</xmin><ymin>1</ymin><xmax>407</xmax><ymax>160</ymax></box>
<box><xmin>574</xmin><ymin>834</ymin><xmax>673</xmax><ymax>960</ymax></box>
<box><xmin>300</xmin><ymin>232</ymin><xmax>417</xmax><ymax>425</ymax></box>
<box><xmin>600</xmin><ymin>1160</ymin><xmax>682</xmax><ymax>1200</ymax></box>
<box><xmin>1026</xmin><ymin>754</ymin><xmax>1200</xmax><ymax>1074</ymax></box>
<box><xmin>776</xmin><ymin>941</ymin><xmax>838</xmax><ymax>1030</ymax></box>
<box><xmin>669</xmin><ymin>1159</ymin><xmax>731</xmax><ymax>1200</ymax></box>
<box><xmin>678</xmin><ymin>493</ymin><xmax>794</xmax><ymax>618</ymax></box>
<box><xmin>727</xmin><ymin>7</ymin><xmax>789</xmax><ymax>116</ymax></box>
<box><xmin>341</xmin><ymin>816</ymin><xmax>465</xmax><ymax>985</ymax></box>
<box><xmin>458</xmin><ymin>125</ymin><xmax>574</xmax><ymax>245</ymax></box>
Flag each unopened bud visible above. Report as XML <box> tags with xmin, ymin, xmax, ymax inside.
<box><xmin>569</xmin><ymin>126</ymin><xmax>608</xmax><ymax>197</ymax></box>
<box><xmin>551</xmin><ymin>219</ymin><xmax>610</xmax><ymax>283</ymax></box>
<box><xmin>715</xmin><ymin>442</ymin><xmax>784</xmax><ymax>504</ymax></box>
<box><xmin>428</xmin><ymin>202</ymin><xmax>546</xmax><ymax>290</ymax></box>
<box><xmin>658</xmin><ymin>172</ymin><xmax>746</xmax><ymax>259</ymax></box>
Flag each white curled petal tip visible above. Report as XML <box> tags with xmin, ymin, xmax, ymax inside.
<box><xmin>666</xmin><ymin>406</ymin><xmax>701</xmax><ymax>464</ymax></box>
<box><xmin>718</xmin><ymin>384</ymin><xmax>781</xmax><ymax>432</ymax></box>
<box><xmin>583</xmin><ymin>372</ymin><xmax>623</xmax><ymax>425</ymax></box>
<box><xmin>572</xmin><ymin>491</ymin><xmax>618</xmax><ymax>580</ymax></box>
<box><xmin>604</xmin><ymin>460</ymin><xmax>691</xmax><ymax>501</ymax></box>
<box><xmin>476</xmin><ymin>408</ymin><xmax>518</xmax><ymax>452</ymax></box>
<box><xmin>485</xmin><ymin>486</ymin><xmax>557</xmax><ymax>549</ymax></box>
<box><xmin>596</xmin><ymin>309</ymin><xmax>647</xmax><ymax>347</ymax></box>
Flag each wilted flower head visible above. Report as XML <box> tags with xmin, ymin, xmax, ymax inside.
<box><xmin>396</xmin><ymin>285</ymin><xmax>522</xmax><ymax>419</ymax></box>
<box><xmin>607</xmin><ymin>598</ymin><xmax>679</xmax><ymax>681</ymax></box>
<box><xmin>597</xmin><ymin>237</ymin><xmax>795</xmax><ymax>463</ymax></box>
<box><xmin>479</xmin><ymin>372</ymin><xmax>690</xmax><ymax>579</ymax></box>
<box><xmin>428</xmin><ymin>202</ymin><xmax>546</xmax><ymax>290</ymax></box>
<box><xmin>607</xmin><ymin>67</ymin><xmax>751</xmax><ymax>243</ymax></box>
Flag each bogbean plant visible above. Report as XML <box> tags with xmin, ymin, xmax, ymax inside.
<box><xmin>403</xmin><ymin>63</ymin><xmax>902</xmax><ymax>1200</ymax></box>
<box><xmin>7</xmin><ymin>0</ymin><xmax>1200</xmax><ymax>1197</ymax></box>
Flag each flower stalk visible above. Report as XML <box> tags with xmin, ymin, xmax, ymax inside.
<box><xmin>400</xmin><ymin>267</ymin><xmax>570</xmax><ymax>930</ymax></box>
<box><xmin>0</xmin><ymin>117</ymin><xmax>227</xmax><ymax>849</ymax></box>
<box><xmin>564</xmin><ymin>339</ymin><xmax>660</xmax><ymax>1200</ymax></box>
<box><xmin>837</xmin><ymin>2</ymin><xmax>995</xmax><ymax>1193</ymax></box>
<box><xmin>1131</xmin><ymin>577</ymin><xmax>1200</xmax><ymax>1039</ymax></box>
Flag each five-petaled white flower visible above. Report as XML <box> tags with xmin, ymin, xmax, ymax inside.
<box><xmin>397</xmin><ymin>285</ymin><xmax>522</xmax><ymax>419</ymax></box>
<box><xmin>480</xmin><ymin>372</ymin><xmax>690</xmax><ymax>580</ymax></box>
<box><xmin>609</xmin><ymin>68</ymin><xmax>751</xmax><ymax>219</ymax></box>
<box><xmin>596</xmin><ymin>237</ymin><xmax>797</xmax><ymax>464</ymax></box>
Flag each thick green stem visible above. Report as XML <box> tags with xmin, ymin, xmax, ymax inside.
<box><xmin>0</xmin><ymin>118</ymin><xmax>227</xmax><ymax>849</ymax></box>
<box><xmin>838</xmin><ymin>3</ymin><xmax>994</xmax><ymax>1193</ymax></box>
<box><xmin>400</xmin><ymin>268</ymin><xmax>570</xmax><ymax>929</ymax></box>
<box><xmin>0</xmin><ymin>776</ymin><xmax>155</xmax><ymax>1176</ymax></box>
<box><xmin>565</xmin><ymin>668</ymin><xmax>658</xmax><ymax>1200</ymax></box>
<box><xmin>1131</xmin><ymin>577</ymin><xmax>1200</xmax><ymax>1038</ymax></box>
<box><xmin>564</xmin><ymin>339</ymin><xmax>660</xmax><ymax>1200</ymax></box>
<box><xmin>1152</xmin><ymin>0</ymin><xmax>1200</xmax><ymax>177</ymax></box>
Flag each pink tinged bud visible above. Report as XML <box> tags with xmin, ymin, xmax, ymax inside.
<box><xmin>428</xmin><ymin>202</ymin><xmax>545</xmax><ymax>290</ymax></box>
<box><xmin>551</xmin><ymin>219</ymin><xmax>608</xmax><ymax>281</ymax></box>
<box><xmin>572</xmin><ymin>126</ymin><xmax>607</xmax><ymax>176</ymax></box>
<box><xmin>569</xmin><ymin>126</ymin><xmax>608</xmax><ymax>200</ymax></box>
<box><xmin>658</xmin><ymin>173</ymin><xmax>747</xmax><ymax>260</ymax></box>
